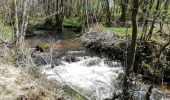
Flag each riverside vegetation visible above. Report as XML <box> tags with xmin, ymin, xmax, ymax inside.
<box><xmin>0</xmin><ymin>0</ymin><xmax>170</xmax><ymax>100</ymax></box>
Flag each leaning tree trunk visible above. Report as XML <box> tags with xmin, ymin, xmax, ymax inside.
<box><xmin>159</xmin><ymin>0</ymin><xmax>169</xmax><ymax>32</ymax></box>
<box><xmin>147</xmin><ymin>0</ymin><xmax>160</xmax><ymax>40</ymax></box>
<box><xmin>142</xmin><ymin>0</ymin><xmax>154</xmax><ymax>40</ymax></box>
<box><xmin>123</xmin><ymin>0</ymin><xmax>139</xmax><ymax>99</ymax></box>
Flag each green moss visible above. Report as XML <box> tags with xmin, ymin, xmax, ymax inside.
<box><xmin>142</xmin><ymin>61</ymin><xmax>150</xmax><ymax>70</ymax></box>
<box><xmin>65</xmin><ymin>87</ymin><xmax>77</xmax><ymax>97</ymax></box>
<box><xmin>0</xmin><ymin>25</ymin><xmax>13</xmax><ymax>41</ymax></box>
<box><xmin>0</xmin><ymin>17</ymin><xmax>13</xmax><ymax>41</ymax></box>
<box><xmin>4</xmin><ymin>25</ymin><xmax>13</xmax><ymax>39</ymax></box>
<box><xmin>63</xmin><ymin>87</ymin><xmax>87</xmax><ymax>100</ymax></box>
<box><xmin>63</xmin><ymin>18</ymin><xmax>82</xmax><ymax>28</ymax></box>
<box><xmin>39</xmin><ymin>43</ymin><xmax>50</xmax><ymax>51</ymax></box>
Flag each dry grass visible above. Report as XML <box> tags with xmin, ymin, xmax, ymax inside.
<box><xmin>0</xmin><ymin>39</ymin><xmax>87</xmax><ymax>100</ymax></box>
<box><xmin>0</xmin><ymin>64</ymin><xmax>56</xmax><ymax>100</ymax></box>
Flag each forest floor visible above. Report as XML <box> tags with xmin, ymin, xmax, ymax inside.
<box><xmin>0</xmin><ymin>64</ymin><xmax>58</xmax><ymax>100</ymax></box>
<box><xmin>0</xmin><ymin>63</ymin><xmax>85</xmax><ymax>100</ymax></box>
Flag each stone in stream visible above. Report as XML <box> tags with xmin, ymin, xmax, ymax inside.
<box><xmin>35</xmin><ymin>46</ymin><xmax>44</xmax><ymax>52</ymax></box>
<box><xmin>62</xmin><ymin>56</ymin><xmax>81</xmax><ymax>63</ymax></box>
<box><xmin>31</xmin><ymin>49</ymin><xmax>63</xmax><ymax>66</ymax></box>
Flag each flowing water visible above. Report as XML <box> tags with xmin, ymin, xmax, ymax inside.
<box><xmin>26</xmin><ymin>29</ymin><xmax>170</xmax><ymax>100</ymax></box>
<box><xmin>41</xmin><ymin>53</ymin><xmax>123</xmax><ymax>99</ymax></box>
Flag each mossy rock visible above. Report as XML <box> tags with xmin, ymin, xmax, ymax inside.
<box><xmin>38</xmin><ymin>43</ymin><xmax>50</xmax><ymax>52</ymax></box>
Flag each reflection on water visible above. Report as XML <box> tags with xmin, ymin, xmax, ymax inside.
<box><xmin>26</xmin><ymin>28</ymin><xmax>82</xmax><ymax>50</ymax></box>
<box><xmin>54</xmin><ymin>40</ymin><xmax>84</xmax><ymax>50</ymax></box>
<box><xmin>160</xmin><ymin>84</ymin><xmax>170</xmax><ymax>91</ymax></box>
<box><xmin>159</xmin><ymin>84</ymin><xmax>170</xmax><ymax>96</ymax></box>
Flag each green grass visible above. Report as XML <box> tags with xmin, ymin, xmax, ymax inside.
<box><xmin>107</xmin><ymin>26</ymin><xmax>161</xmax><ymax>37</ymax></box>
<box><xmin>63</xmin><ymin>18</ymin><xmax>82</xmax><ymax>28</ymax></box>
<box><xmin>0</xmin><ymin>25</ymin><xmax>13</xmax><ymax>41</ymax></box>
<box><xmin>107</xmin><ymin>27</ymin><xmax>132</xmax><ymax>36</ymax></box>
<box><xmin>167</xmin><ymin>7</ymin><xmax>170</xmax><ymax>22</ymax></box>
<box><xmin>3</xmin><ymin>25</ymin><xmax>13</xmax><ymax>40</ymax></box>
<box><xmin>0</xmin><ymin>17</ymin><xmax>13</xmax><ymax>41</ymax></box>
<box><xmin>63</xmin><ymin>87</ymin><xmax>87</xmax><ymax>100</ymax></box>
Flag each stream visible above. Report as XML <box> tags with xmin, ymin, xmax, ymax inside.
<box><xmin>26</xmin><ymin>29</ymin><xmax>170</xmax><ymax>100</ymax></box>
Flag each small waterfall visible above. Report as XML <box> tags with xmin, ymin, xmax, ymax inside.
<box><xmin>41</xmin><ymin>50</ymin><xmax>123</xmax><ymax>99</ymax></box>
<box><xmin>40</xmin><ymin>50</ymin><xmax>170</xmax><ymax>100</ymax></box>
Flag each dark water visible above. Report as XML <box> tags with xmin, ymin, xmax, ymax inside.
<box><xmin>25</xmin><ymin>28</ymin><xmax>83</xmax><ymax>51</ymax></box>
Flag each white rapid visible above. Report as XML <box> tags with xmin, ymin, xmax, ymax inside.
<box><xmin>41</xmin><ymin>50</ymin><xmax>124</xmax><ymax>99</ymax></box>
<box><xmin>40</xmin><ymin>50</ymin><xmax>170</xmax><ymax>100</ymax></box>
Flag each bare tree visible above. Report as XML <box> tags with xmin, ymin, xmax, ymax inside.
<box><xmin>159</xmin><ymin>0</ymin><xmax>169</xmax><ymax>32</ymax></box>
<box><xmin>123</xmin><ymin>0</ymin><xmax>139</xmax><ymax>99</ymax></box>
<box><xmin>120</xmin><ymin>0</ymin><xmax>129</xmax><ymax>25</ymax></box>
<box><xmin>147</xmin><ymin>0</ymin><xmax>161</xmax><ymax>40</ymax></box>
<box><xmin>83</xmin><ymin>0</ymin><xmax>89</xmax><ymax>31</ymax></box>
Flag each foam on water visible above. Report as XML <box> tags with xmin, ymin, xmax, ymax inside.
<box><xmin>41</xmin><ymin>55</ymin><xmax>123</xmax><ymax>99</ymax></box>
<box><xmin>40</xmin><ymin>51</ymin><xmax>170</xmax><ymax>100</ymax></box>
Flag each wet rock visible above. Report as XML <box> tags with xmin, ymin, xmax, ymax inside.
<box><xmin>53</xmin><ymin>60</ymin><xmax>63</xmax><ymax>66</ymax></box>
<box><xmin>32</xmin><ymin>52</ymin><xmax>50</xmax><ymax>65</ymax></box>
<box><xmin>83</xmin><ymin>58</ymin><xmax>101</xmax><ymax>66</ymax></box>
<box><xmin>62</xmin><ymin>56</ymin><xmax>80</xmax><ymax>63</ymax></box>
<box><xmin>31</xmin><ymin>48</ymin><xmax>65</xmax><ymax>66</ymax></box>
<box><xmin>35</xmin><ymin>46</ymin><xmax>44</xmax><ymax>52</ymax></box>
<box><xmin>117</xmin><ymin>72</ymin><xmax>124</xmax><ymax>80</ymax></box>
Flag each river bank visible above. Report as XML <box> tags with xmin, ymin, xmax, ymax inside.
<box><xmin>0</xmin><ymin>64</ymin><xmax>64</xmax><ymax>100</ymax></box>
<box><xmin>1</xmin><ymin>26</ymin><xmax>170</xmax><ymax>100</ymax></box>
<box><xmin>81</xmin><ymin>25</ymin><xmax>170</xmax><ymax>83</ymax></box>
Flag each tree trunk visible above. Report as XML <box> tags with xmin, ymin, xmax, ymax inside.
<box><xmin>44</xmin><ymin>0</ymin><xmax>52</xmax><ymax>27</ymax></box>
<box><xmin>159</xmin><ymin>0</ymin><xmax>169</xmax><ymax>32</ymax></box>
<box><xmin>12</xmin><ymin>0</ymin><xmax>19</xmax><ymax>46</ymax></box>
<box><xmin>120</xmin><ymin>0</ymin><xmax>129</xmax><ymax>25</ymax></box>
<box><xmin>123</xmin><ymin>0</ymin><xmax>139</xmax><ymax>99</ymax></box>
<box><xmin>105</xmin><ymin>0</ymin><xmax>111</xmax><ymax>26</ymax></box>
<box><xmin>142</xmin><ymin>0</ymin><xmax>154</xmax><ymax>40</ymax></box>
<box><xmin>55</xmin><ymin>0</ymin><xmax>63</xmax><ymax>31</ymax></box>
<box><xmin>126</xmin><ymin>0</ymin><xmax>139</xmax><ymax>76</ymax></box>
<box><xmin>82</xmin><ymin>0</ymin><xmax>89</xmax><ymax>31</ymax></box>
<box><xmin>147</xmin><ymin>0</ymin><xmax>160</xmax><ymax>40</ymax></box>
